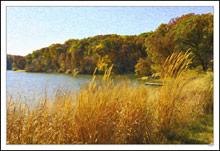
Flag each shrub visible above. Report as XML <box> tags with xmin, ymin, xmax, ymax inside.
<box><xmin>12</xmin><ymin>67</ymin><xmax>18</xmax><ymax>71</ymax></box>
<box><xmin>135</xmin><ymin>58</ymin><xmax>152</xmax><ymax>76</ymax></box>
<box><xmin>65</xmin><ymin>69</ymin><xmax>72</xmax><ymax>74</ymax></box>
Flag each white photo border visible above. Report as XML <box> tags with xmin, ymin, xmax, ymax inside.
<box><xmin>1</xmin><ymin>1</ymin><xmax>219</xmax><ymax>150</ymax></box>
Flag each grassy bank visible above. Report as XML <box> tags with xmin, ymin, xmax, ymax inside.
<box><xmin>7</xmin><ymin>53</ymin><xmax>213</xmax><ymax>144</ymax></box>
<box><xmin>6</xmin><ymin>72</ymin><xmax>213</xmax><ymax>144</ymax></box>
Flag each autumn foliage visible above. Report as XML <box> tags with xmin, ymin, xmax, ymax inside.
<box><xmin>146</xmin><ymin>13</ymin><xmax>213</xmax><ymax>72</ymax></box>
<box><xmin>8</xmin><ymin>13</ymin><xmax>213</xmax><ymax>75</ymax></box>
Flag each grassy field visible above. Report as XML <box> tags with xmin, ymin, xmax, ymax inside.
<box><xmin>6</xmin><ymin>52</ymin><xmax>213</xmax><ymax>144</ymax></box>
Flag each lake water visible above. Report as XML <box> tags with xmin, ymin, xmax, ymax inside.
<box><xmin>6</xmin><ymin>70</ymin><xmax>143</xmax><ymax>102</ymax></box>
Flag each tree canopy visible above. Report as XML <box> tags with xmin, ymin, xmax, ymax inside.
<box><xmin>146</xmin><ymin>13</ymin><xmax>213</xmax><ymax>72</ymax></box>
<box><xmin>8</xmin><ymin>13</ymin><xmax>213</xmax><ymax>75</ymax></box>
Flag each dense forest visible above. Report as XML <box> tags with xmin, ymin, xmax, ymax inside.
<box><xmin>7</xmin><ymin>13</ymin><xmax>213</xmax><ymax>75</ymax></box>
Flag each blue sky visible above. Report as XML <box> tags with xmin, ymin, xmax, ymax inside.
<box><xmin>7</xmin><ymin>6</ymin><xmax>213</xmax><ymax>56</ymax></box>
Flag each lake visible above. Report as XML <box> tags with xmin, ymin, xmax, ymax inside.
<box><xmin>6</xmin><ymin>70</ymin><xmax>143</xmax><ymax>102</ymax></box>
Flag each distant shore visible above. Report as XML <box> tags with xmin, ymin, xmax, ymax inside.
<box><xmin>13</xmin><ymin>69</ymin><xmax>26</xmax><ymax>72</ymax></box>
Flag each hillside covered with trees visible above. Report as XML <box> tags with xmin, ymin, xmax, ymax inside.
<box><xmin>8</xmin><ymin>13</ymin><xmax>213</xmax><ymax>75</ymax></box>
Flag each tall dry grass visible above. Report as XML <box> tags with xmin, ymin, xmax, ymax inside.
<box><xmin>7</xmin><ymin>66</ymin><xmax>157</xmax><ymax>144</ymax></box>
<box><xmin>7</xmin><ymin>52</ymin><xmax>213</xmax><ymax>144</ymax></box>
<box><xmin>156</xmin><ymin>50</ymin><xmax>213</xmax><ymax>143</ymax></box>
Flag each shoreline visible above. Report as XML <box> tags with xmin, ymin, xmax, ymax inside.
<box><xmin>13</xmin><ymin>69</ymin><xmax>26</xmax><ymax>72</ymax></box>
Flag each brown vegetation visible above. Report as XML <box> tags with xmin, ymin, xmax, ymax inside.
<box><xmin>7</xmin><ymin>52</ymin><xmax>213</xmax><ymax>144</ymax></box>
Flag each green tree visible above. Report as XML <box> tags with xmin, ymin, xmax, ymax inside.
<box><xmin>146</xmin><ymin>13</ymin><xmax>213</xmax><ymax>71</ymax></box>
<box><xmin>172</xmin><ymin>13</ymin><xmax>213</xmax><ymax>71</ymax></box>
<box><xmin>138</xmin><ymin>32</ymin><xmax>150</xmax><ymax>38</ymax></box>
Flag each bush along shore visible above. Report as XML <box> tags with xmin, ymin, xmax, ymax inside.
<box><xmin>7</xmin><ymin>51</ymin><xmax>213</xmax><ymax>144</ymax></box>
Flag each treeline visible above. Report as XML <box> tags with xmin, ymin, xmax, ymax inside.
<box><xmin>7</xmin><ymin>54</ymin><xmax>26</xmax><ymax>71</ymax></box>
<box><xmin>8</xmin><ymin>13</ymin><xmax>213</xmax><ymax>75</ymax></box>
<box><xmin>7</xmin><ymin>55</ymin><xmax>14</xmax><ymax>70</ymax></box>
<box><xmin>9</xmin><ymin>35</ymin><xmax>147</xmax><ymax>74</ymax></box>
<box><xmin>145</xmin><ymin>13</ymin><xmax>213</xmax><ymax>73</ymax></box>
<box><xmin>26</xmin><ymin>34</ymin><xmax>147</xmax><ymax>74</ymax></box>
